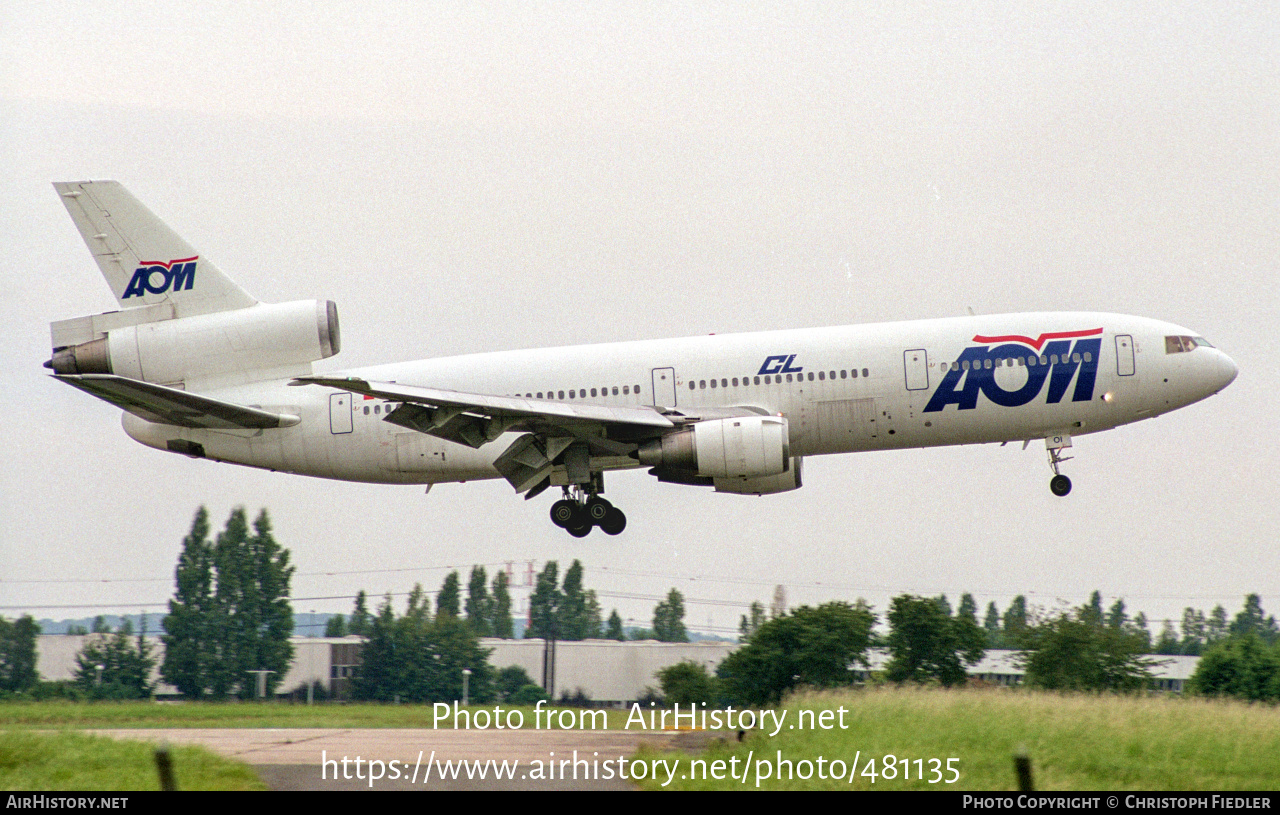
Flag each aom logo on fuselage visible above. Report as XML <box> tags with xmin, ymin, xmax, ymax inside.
<box><xmin>923</xmin><ymin>329</ymin><xmax>1104</xmax><ymax>413</ymax></box>
<box><xmin>122</xmin><ymin>256</ymin><xmax>198</xmax><ymax>299</ymax></box>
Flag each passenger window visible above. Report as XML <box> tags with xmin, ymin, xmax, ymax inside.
<box><xmin>689</xmin><ymin>382</ymin><xmax>696</xmax><ymax>390</ymax></box>
<box><xmin>710</xmin><ymin>379</ymin><xmax>717</xmax><ymax>388</ymax></box>
<box><xmin>363</xmin><ymin>406</ymin><xmax>369</xmax><ymax>415</ymax></box>
<box><xmin>558</xmin><ymin>390</ymin><xmax>565</xmax><ymax>399</ymax></box>
<box><xmin>732</xmin><ymin>377</ymin><xmax>739</xmax><ymax>387</ymax></box>
<box><xmin>754</xmin><ymin>376</ymin><xmax>761</xmax><ymax>385</ymax></box>
<box><xmin>374</xmin><ymin>405</ymin><xmax>381</xmax><ymax>415</ymax></box>
<box><xmin>612</xmin><ymin>387</ymin><xmax>618</xmax><ymax>395</ymax></box>
<box><xmin>1072</xmin><ymin>353</ymin><xmax>1081</xmax><ymax>364</ymax></box>
<box><xmin>634</xmin><ymin>384</ymin><xmax>641</xmax><ymax>394</ymax></box>
<box><xmin>862</xmin><ymin>368</ymin><xmax>869</xmax><ymax>377</ymax></box>
<box><xmin>840</xmin><ymin>370</ymin><xmax>847</xmax><ymax>379</ymax></box>
<box><xmin>699</xmin><ymin>380</ymin><xmax>706</xmax><ymax>389</ymax></box>
<box><xmin>852</xmin><ymin>369</ymin><xmax>858</xmax><ymax>378</ymax></box>
<box><xmin>818</xmin><ymin>371</ymin><xmax>825</xmax><ymax>380</ymax></box>
<box><xmin>1083</xmin><ymin>352</ymin><xmax>1092</xmax><ymax>363</ymax></box>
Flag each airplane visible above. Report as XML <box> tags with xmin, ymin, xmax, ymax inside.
<box><xmin>47</xmin><ymin>181</ymin><xmax>1238</xmax><ymax>537</ymax></box>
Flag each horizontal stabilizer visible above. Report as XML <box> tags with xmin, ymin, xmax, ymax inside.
<box><xmin>54</xmin><ymin>374</ymin><xmax>299</xmax><ymax>430</ymax></box>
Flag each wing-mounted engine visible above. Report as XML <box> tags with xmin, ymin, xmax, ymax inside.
<box><xmin>48</xmin><ymin>299</ymin><xmax>341</xmax><ymax>387</ymax></box>
<box><xmin>637</xmin><ymin>415</ymin><xmax>802</xmax><ymax>494</ymax></box>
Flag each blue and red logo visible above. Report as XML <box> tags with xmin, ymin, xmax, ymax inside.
<box><xmin>923</xmin><ymin>328</ymin><xmax>1103</xmax><ymax>413</ymax></box>
<box><xmin>122</xmin><ymin>256</ymin><xmax>198</xmax><ymax>299</ymax></box>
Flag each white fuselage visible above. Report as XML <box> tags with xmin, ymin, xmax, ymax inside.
<box><xmin>121</xmin><ymin>311</ymin><xmax>1238</xmax><ymax>490</ymax></box>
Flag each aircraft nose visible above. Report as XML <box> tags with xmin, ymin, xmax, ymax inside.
<box><xmin>1213</xmin><ymin>350</ymin><xmax>1239</xmax><ymax>393</ymax></box>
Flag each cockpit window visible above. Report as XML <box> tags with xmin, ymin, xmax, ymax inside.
<box><xmin>1165</xmin><ymin>335</ymin><xmax>1211</xmax><ymax>353</ymax></box>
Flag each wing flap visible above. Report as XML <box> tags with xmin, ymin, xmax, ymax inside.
<box><xmin>55</xmin><ymin>374</ymin><xmax>300</xmax><ymax>430</ymax></box>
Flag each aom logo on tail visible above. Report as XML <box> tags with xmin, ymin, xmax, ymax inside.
<box><xmin>924</xmin><ymin>328</ymin><xmax>1104</xmax><ymax>413</ymax></box>
<box><xmin>122</xmin><ymin>257</ymin><xmax>198</xmax><ymax>299</ymax></box>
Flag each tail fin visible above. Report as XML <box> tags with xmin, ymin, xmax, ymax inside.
<box><xmin>54</xmin><ymin>181</ymin><xmax>256</xmax><ymax>316</ymax></box>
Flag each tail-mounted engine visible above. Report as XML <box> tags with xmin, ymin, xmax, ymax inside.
<box><xmin>48</xmin><ymin>300</ymin><xmax>340</xmax><ymax>386</ymax></box>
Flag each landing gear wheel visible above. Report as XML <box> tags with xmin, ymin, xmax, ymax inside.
<box><xmin>550</xmin><ymin>499</ymin><xmax>579</xmax><ymax>528</ymax></box>
<box><xmin>566</xmin><ymin>522</ymin><xmax>593</xmax><ymax>538</ymax></box>
<box><xmin>585</xmin><ymin>497</ymin><xmax>613</xmax><ymax>524</ymax></box>
<box><xmin>1050</xmin><ymin>474</ymin><xmax>1072</xmax><ymax>497</ymax></box>
<box><xmin>599</xmin><ymin>507</ymin><xmax>627</xmax><ymax>536</ymax></box>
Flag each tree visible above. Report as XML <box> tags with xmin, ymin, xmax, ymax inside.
<box><xmin>352</xmin><ymin>592</ymin><xmax>494</xmax><ymax>703</ymax></box>
<box><xmin>161</xmin><ymin>507</ymin><xmax>216</xmax><ymax>698</ymax></box>
<box><xmin>1106</xmin><ymin>599</ymin><xmax>1128</xmax><ymax>630</ymax></box>
<box><xmin>325</xmin><ymin>615</ymin><xmax>347</xmax><ymax>637</ymax></box>
<box><xmin>957</xmin><ymin>594</ymin><xmax>979</xmax><ymax>625</ymax></box>
<box><xmin>717</xmin><ymin>602</ymin><xmax>877</xmax><ymax>706</ymax></box>
<box><xmin>465</xmin><ymin>566</ymin><xmax>491</xmax><ymax>636</ymax></box>
<box><xmin>983</xmin><ymin>602</ymin><xmax>1002</xmax><ymax>647</ymax></box>
<box><xmin>162</xmin><ymin>507</ymin><xmax>294</xmax><ymax>699</ymax></box>
<box><xmin>349</xmin><ymin>591</ymin><xmax>372</xmax><ymax>637</ymax></box>
<box><xmin>437</xmin><ymin>571</ymin><xmax>461</xmax><ymax>619</ymax></box>
<box><xmin>1002</xmin><ymin>596</ymin><xmax>1028</xmax><ymax>644</ymax></box>
<box><xmin>74</xmin><ymin>621</ymin><xmax>156</xmax><ymax>699</ymax></box>
<box><xmin>526</xmin><ymin>562</ymin><xmax>562</xmax><ymax>640</ymax></box>
<box><xmin>657</xmin><ymin>661</ymin><xmax>720</xmax><ymax>706</ymax></box>
<box><xmin>884</xmin><ymin>594</ymin><xmax>986</xmax><ymax>686</ymax></box>
<box><xmin>1082</xmin><ymin>591</ymin><xmax>1104</xmax><ymax>627</ymax></box>
<box><xmin>0</xmin><ymin>615</ymin><xmax>40</xmax><ymax>694</ymax></box>
<box><xmin>606</xmin><ymin>610</ymin><xmax>625</xmax><ymax>641</ymax></box>
<box><xmin>490</xmin><ymin>571</ymin><xmax>513</xmax><ymax>638</ymax></box>
<box><xmin>1018</xmin><ymin>603</ymin><xmax>1155</xmax><ymax>692</ymax></box>
<box><xmin>739</xmin><ymin>601</ymin><xmax>766</xmax><ymax>643</ymax></box>
<box><xmin>1230</xmin><ymin>594</ymin><xmax>1279</xmax><ymax>643</ymax></box>
<box><xmin>495</xmin><ymin>665</ymin><xmax>538</xmax><ymax>701</ymax></box>
<box><xmin>1154</xmin><ymin>620</ymin><xmax>1180</xmax><ymax>655</ymax></box>
<box><xmin>581</xmin><ymin>590</ymin><xmax>603</xmax><ymax>640</ymax></box>
<box><xmin>1206</xmin><ymin>605</ymin><xmax>1229</xmax><ymax>645</ymax></box>
<box><xmin>1188</xmin><ymin>633</ymin><xmax>1280</xmax><ymax>702</ymax></box>
<box><xmin>653</xmin><ymin>589</ymin><xmax>689</xmax><ymax>643</ymax></box>
<box><xmin>560</xmin><ymin>561</ymin><xmax>592</xmax><ymax>640</ymax></box>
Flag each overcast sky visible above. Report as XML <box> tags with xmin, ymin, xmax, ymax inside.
<box><xmin>1</xmin><ymin>1</ymin><xmax>1276</xmax><ymax>638</ymax></box>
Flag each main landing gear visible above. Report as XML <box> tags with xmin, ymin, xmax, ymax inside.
<box><xmin>1046</xmin><ymin>433</ymin><xmax>1073</xmax><ymax>497</ymax></box>
<box><xmin>549</xmin><ymin>488</ymin><xmax>627</xmax><ymax>537</ymax></box>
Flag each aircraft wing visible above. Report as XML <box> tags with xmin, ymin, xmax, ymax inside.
<box><xmin>54</xmin><ymin>374</ymin><xmax>300</xmax><ymax>430</ymax></box>
<box><xmin>292</xmin><ymin>375</ymin><xmax>677</xmax><ymax>450</ymax></box>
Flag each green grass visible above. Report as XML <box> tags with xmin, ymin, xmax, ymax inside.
<box><xmin>634</xmin><ymin>686</ymin><xmax>1280</xmax><ymax>790</ymax></box>
<box><xmin>0</xmin><ymin>730</ymin><xmax>265</xmax><ymax>791</ymax></box>
<box><xmin>0</xmin><ymin>700</ymin><xmax>633</xmax><ymax>730</ymax></box>
<box><xmin>5</xmin><ymin>690</ymin><xmax>1278</xmax><ymax>790</ymax></box>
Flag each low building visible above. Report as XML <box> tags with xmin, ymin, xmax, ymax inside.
<box><xmin>36</xmin><ymin>636</ymin><xmax>1200</xmax><ymax>700</ymax></box>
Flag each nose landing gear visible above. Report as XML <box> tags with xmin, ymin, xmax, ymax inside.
<box><xmin>549</xmin><ymin>488</ymin><xmax>627</xmax><ymax>536</ymax></box>
<box><xmin>1046</xmin><ymin>433</ymin><xmax>1073</xmax><ymax>497</ymax></box>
